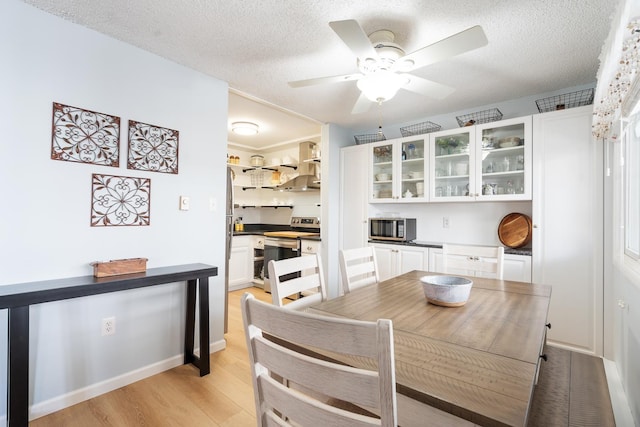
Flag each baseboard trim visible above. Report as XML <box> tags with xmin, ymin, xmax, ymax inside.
<box><xmin>28</xmin><ymin>339</ymin><xmax>227</xmax><ymax>421</ymax></box>
<box><xmin>603</xmin><ymin>358</ymin><xmax>636</xmax><ymax>427</ymax></box>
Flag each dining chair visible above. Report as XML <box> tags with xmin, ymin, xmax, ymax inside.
<box><xmin>268</xmin><ymin>253</ymin><xmax>327</xmax><ymax>310</ymax></box>
<box><xmin>339</xmin><ymin>246</ymin><xmax>380</xmax><ymax>294</ymax></box>
<box><xmin>441</xmin><ymin>243</ymin><xmax>504</xmax><ymax>279</ymax></box>
<box><xmin>241</xmin><ymin>292</ymin><xmax>398</xmax><ymax>427</ymax></box>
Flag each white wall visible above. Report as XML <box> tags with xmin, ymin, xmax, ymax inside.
<box><xmin>369</xmin><ymin>201</ymin><xmax>532</xmax><ymax>246</ymax></box>
<box><xmin>607</xmin><ymin>137</ymin><xmax>640</xmax><ymax>423</ymax></box>
<box><xmin>323</xmin><ymin>123</ymin><xmax>357</xmax><ymax>298</ymax></box>
<box><xmin>0</xmin><ymin>1</ymin><xmax>228</xmax><ymax>420</ymax></box>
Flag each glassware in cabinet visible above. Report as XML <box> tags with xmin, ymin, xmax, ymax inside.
<box><xmin>475</xmin><ymin>117</ymin><xmax>531</xmax><ymax>200</ymax></box>
<box><xmin>371</xmin><ymin>142</ymin><xmax>394</xmax><ymax>201</ymax></box>
<box><xmin>430</xmin><ymin>129</ymin><xmax>474</xmax><ymax>201</ymax></box>
<box><xmin>400</xmin><ymin>138</ymin><xmax>426</xmax><ymax>200</ymax></box>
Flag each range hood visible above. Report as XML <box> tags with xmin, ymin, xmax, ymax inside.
<box><xmin>277</xmin><ymin>141</ymin><xmax>320</xmax><ymax>192</ymax></box>
<box><xmin>278</xmin><ymin>174</ymin><xmax>320</xmax><ymax>192</ymax></box>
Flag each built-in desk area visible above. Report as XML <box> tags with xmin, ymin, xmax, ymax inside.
<box><xmin>0</xmin><ymin>263</ymin><xmax>218</xmax><ymax>427</ymax></box>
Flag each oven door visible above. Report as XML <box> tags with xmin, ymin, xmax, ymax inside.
<box><xmin>264</xmin><ymin>237</ymin><xmax>299</xmax><ymax>293</ymax></box>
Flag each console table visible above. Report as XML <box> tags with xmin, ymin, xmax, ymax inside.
<box><xmin>0</xmin><ymin>263</ymin><xmax>218</xmax><ymax>427</ymax></box>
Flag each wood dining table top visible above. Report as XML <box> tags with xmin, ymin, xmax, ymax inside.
<box><xmin>307</xmin><ymin>270</ymin><xmax>552</xmax><ymax>427</ymax></box>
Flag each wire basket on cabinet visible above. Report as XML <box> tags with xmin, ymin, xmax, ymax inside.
<box><xmin>399</xmin><ymin>121</ymin><xmax>442</xmax><ymax>137</ymax></box>
<box><xmin>535</xmin><ymin>88</ymin><xmax>594</xmax><ymax>113</ymax></box>
<box><xmin>354</xmin><ymin>133</ymin><xmax>386</xmax><ymax>144</ymax></box>
<box><xmin>456</xmin><ymin>108</ymin><xmax>503</xmax><ymax>127</ymax></box>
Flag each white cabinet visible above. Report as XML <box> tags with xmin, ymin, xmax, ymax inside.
<box><xmin>429</xmin><ymin>116</ymin><xmax>532</xmax><ymax>202</ymax></box>
<box><xmin>370</xmin><ymin>136</ymin><xmax>428</xmax><ymax>202</ymax></box>
<box><xmin>252</xmin><ymin>235</ymin><xmax>265</xmax><ymax>287</ymax></box>
<box><xmin>228</xmin><ymin>235</ymin><xmax>252</xmax><ymax>289</ymax></box>
<box><xmin>532</xmin><ymin>105</ymin><xmax>603</xmax><ymax>354</ymax></box>
<box><xmin>428</xmin><ymin>248</ymin><xmax>531</xmax><ymax>282</ymax></box>
<box><xmin>340</xmin><ymin>145</ymin><xmax>369</xmax><ymax>250</ymax></box>
<box><xmin>300</xmin><ymin>239</ymin><xmax>321</xmax><ymax>255</ymax></box>
<box><xmin>300</xmin><ymin>239</ymin><xmax>322</xmax><ymax>295</ymax></box>
<box><xmin>430</xmin><ymin>126</ymin><xmax>474</xmax><ymax>201</ymax></box>
<box><xmin>369</xmin><ymin>243</ymin><xmax>429</xmax><ymax>281</ymax></box>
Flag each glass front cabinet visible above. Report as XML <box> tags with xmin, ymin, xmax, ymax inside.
<box><xmin>429</xmin><ymin>116</ymin><xmax>532</xmax><ymax>202</ymax></box>
<box><xmin>429</xmin><ymin>127</ymin><xmax>475</xmax><ymax>202</ymax></box>
<box><xmin>370</xmin><ymin>137</ymin><xmax>427</xmax><ymax>203</ymax></box>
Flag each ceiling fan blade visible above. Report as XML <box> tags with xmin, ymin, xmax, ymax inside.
<box><xmin>403</xmin><ymin>75</ymin><xmax>456</xmax><ymax>99</ymax></box>
<box><xmin>351</xmin><ymin>92</ymin><xmax>372</xmax><ymax>114</ymax></box>
<box><xmin>329</xmin><ymin>19</ymin><xmax>379</xmax><ymax>61</ymax></box>
<box><xmin>288</xmin><ymin>73</ymin><xmax>363</xmax><ymax>88</ymax></box>
<box><xmin>394</xmin><ymin>25</ymin><xmax>488</xmax><ymax>72</ymax></box>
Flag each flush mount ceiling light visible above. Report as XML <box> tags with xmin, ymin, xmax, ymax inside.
<box><xmin>231</xmin><ymin>121</ymin><xmax>259</xmax><ymax>135</ymax></box>
<box><xmin>356</xmin><ymin>70</ymin><xmax>408</xmax><ymax>103</ymax></box>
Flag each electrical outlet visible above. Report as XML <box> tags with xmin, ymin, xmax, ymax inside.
<box><xmin>443</xmin><ymin>217</ymin><xmax>450</xmax><ymax>228</ymax></box>
<box><xmin>102</xmin><ymin>317</ymin><xmax>116</xmax><ymax>336</ymax></box>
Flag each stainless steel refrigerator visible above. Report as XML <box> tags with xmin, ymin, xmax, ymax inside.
<box><xmin>223</xmin><ymin>166</ymin><xmax>234</xmax><ymax>333</ymax></box>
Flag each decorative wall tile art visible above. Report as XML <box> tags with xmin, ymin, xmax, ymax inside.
<box><xmin>51</xmin><ymin>102</ymin><xmax>120</xmax><ymax>166</ymax></box>
<box><xmin>128</xmin><ymin>120</ymin><xmax>179</xmax><ymax>174</ymax></box>
<box><xmin>91</xmin><ymin>174</ymin><xmax>151</xmax><ymax>227</ymax></box>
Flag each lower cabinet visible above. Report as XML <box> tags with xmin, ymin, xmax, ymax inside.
<box><xmin>300</xmin><ymin>239</ymin><xmax>322</xmax><ymax>297</ymax></box>
<box><xmin>229</xmin><ymin>235</ymin><xmax>252</xmax><ymax>289</ymax></box>
<box><xmin>300</xmin><ymin>239</ymin><xmax>322</xmax><ymax>277</ymax></box>
<box><xmin>428</xmin><ymin>248</ymin><xmax>532</xmax><ymax>282</ymax></box>
<box><xmin>369</xmin><ymin>243</ymin><xmax>429</xmax><ymax>281</ymax></box>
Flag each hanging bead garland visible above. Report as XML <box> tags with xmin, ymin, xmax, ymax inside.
<box><xmin>593</xmin><ymin>19</ymin><xmax>640</xmax><ymax>139</ymax></box>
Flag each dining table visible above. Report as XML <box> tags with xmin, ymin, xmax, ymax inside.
<box><xmin>306</xmin><ymin>270</ymin><xmax>552</xmax><ymax>427</ymax></box>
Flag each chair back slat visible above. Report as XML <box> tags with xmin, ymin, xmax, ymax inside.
<box><xmin>242</xmin><ymin>293</ymin><xmax>397</xmax><ymax>427</ymax></box>
<box><xmin>269</xmin><ymin>253</ymin><xmax>327</xmax><ymax>309</ymax></box>
<box><xmin>339</xmin><ymin>247</ymin><xmax>380</xmax><ymax>294</ymax></box>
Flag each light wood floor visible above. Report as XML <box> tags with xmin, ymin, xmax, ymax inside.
<box><xmin>29</xmin><ymin>288</ymin><xmax>615</xmax><ymax>426</ymax></box>
<box><xmin>31</xmin><ymin>288</ymin><xmax>272</xmax><ymax>427</ymax></box>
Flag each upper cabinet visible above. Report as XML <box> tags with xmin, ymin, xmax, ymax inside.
<box><xmin>475</xmin><ymin>116</ymin><xmax>532</xmax><ymax>201</ymax></box>
<box><xmin>429</xmin><ymin>116</ymin><xmax>532</xmax><ymax>202</ymax></box>
<box><xmin>429</xmin><ymin>127</ymin><xmax>474</xmax><ymax>201</ymax></box>
<box><xmin>370</xmin><ymin>136</ymin><xmax>428</xmax><ymax>203</ymax></box>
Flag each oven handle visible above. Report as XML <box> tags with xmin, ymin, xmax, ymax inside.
<box><xmin>265</xmin><ymin>238</ymin><xmax>299</xmax><ymax>250</ymax></box>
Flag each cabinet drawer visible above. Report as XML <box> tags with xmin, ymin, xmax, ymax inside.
<box><xmin>300</xmin><ymin>239</ymin><xmax>321</xmax><ymax>254</ymax></box>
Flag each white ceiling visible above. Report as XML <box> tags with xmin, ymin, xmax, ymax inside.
<box><xmin>23</xmin><ymin>0</ymin><xmax>617</xmax><ymax>149</ymax></box>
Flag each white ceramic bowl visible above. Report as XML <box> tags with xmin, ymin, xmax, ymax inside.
<box><xmin>376</xmin><ymin>173</ymin><xmax>390</xmax><ymax>181</ymax></box>
<box><xmin>420</xmin><ymin>275</ymin><xmax>473</xmax><ymax>307</ymax></box>
<box><xmin>410</xmin><ymin>171</ymin><xmax>424</xmax><ymax>179</ymax></box>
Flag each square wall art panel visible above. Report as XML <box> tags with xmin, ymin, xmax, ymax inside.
<box><xmin>51</xmin><ymin>102</ymin><xmax>120</xmax><ymax>166</ymax></box>
<box><xmin>128</xmin><ymin>120</ymin><xmax>179</xmax><ymax>174</ymax></box>
<box><xmin>91</xmin><ymin>174</ymin><xmax>151</xmax><ymax>227</ymax></box>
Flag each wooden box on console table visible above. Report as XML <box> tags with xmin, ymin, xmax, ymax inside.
<box><xmin>92</xmin><ymin>258</ymin><xmax>148</xmax><ymax>277</ymax></box>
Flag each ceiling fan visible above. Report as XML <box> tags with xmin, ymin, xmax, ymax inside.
<box><xmin>288</xmin><ymin>19</ymin><xmax>488</xmax><ymax>114</ymax></box>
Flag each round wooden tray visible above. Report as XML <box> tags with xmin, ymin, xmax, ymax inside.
<box><xmin>498</xmin><ymin>213</ymin><xmax>532</xmax><ymax>248</ymax></box>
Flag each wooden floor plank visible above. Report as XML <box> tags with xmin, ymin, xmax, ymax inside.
<box><xmin>569</xmin><ymin>351</ymin><xmax>616</xmax><ymax>427</ymax></box>
<box><xmin>31</xmin><ymin>288</ymin><xmax>270</xmax><ymax>426</ymax></box>
<box><xmin>28</xmin><ymin>288</ymin><xmax>617</xmax><ymax>427</ymax></box>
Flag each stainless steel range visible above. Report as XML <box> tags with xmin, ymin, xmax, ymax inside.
<box><xmin>263</xmin><ymin>216</ymin><xmax>320</xmax><ymax>293</ymax></box>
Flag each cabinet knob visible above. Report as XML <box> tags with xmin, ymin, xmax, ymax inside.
<box><xmin>539</xmin><ymin>354</ymin><xmax>548</xmax><ymax>362</ymax></box>
<box><xmin>546</xmin><ymin>323</ymin><xmax>551</xmax><ymax>329</ymax></box>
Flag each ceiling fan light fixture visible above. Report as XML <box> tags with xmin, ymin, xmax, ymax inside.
<box><xmin>231</xmin><ymin>121</ymin><xmax>259</xmax><ymax>135</ymax></box>
<box><xmin>357</xmin><ymin>70</ymin><xmax>407</xmax><ymax>103</ymax></box>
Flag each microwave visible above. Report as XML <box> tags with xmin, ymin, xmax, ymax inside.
<box><xmin>369</xmin><ymin>218</ymin><xmax>416</xmax><ymax>242</ymax></box>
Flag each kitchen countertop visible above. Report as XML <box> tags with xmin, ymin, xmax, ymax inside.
<box><xmin>368</xmin><ymin>239</ymin><xmax>532</xmax><ymax>256</ymax></box>
<box><xmin>233</xmin><ymin>224</ymin><xmax>321</xmax><ymax>241</ymax></box>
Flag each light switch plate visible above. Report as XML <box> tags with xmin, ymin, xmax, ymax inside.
<box><xmin>179</xmin><ymin>196</ymin><xmax>190</xmax><ymax>211</ymax></box>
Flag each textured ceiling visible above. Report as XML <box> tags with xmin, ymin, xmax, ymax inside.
<box><xmin>23</xmin><ymin>0</ymin><xmax>617</xmax><ymax>149</ymax></box>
